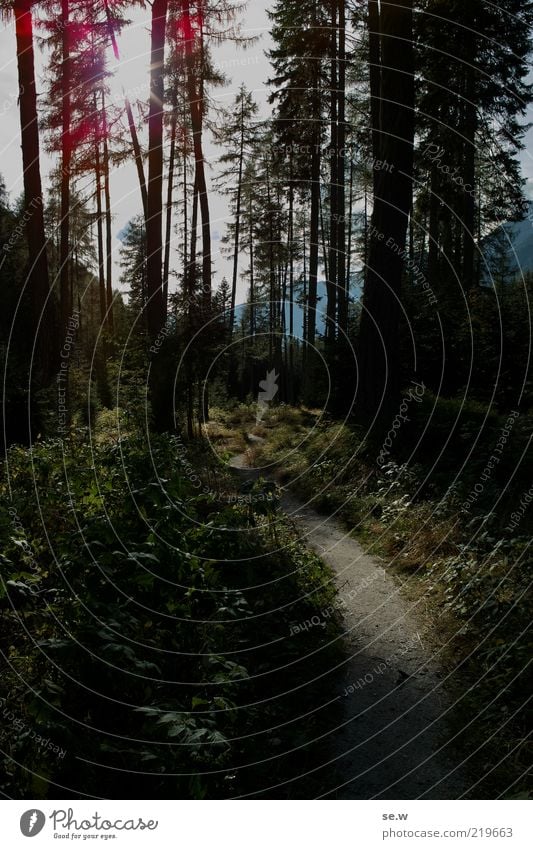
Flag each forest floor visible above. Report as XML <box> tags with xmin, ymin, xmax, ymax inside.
<box><xmin>229</xmin><ymin>437</ymin><xmax>468</xmax><ymax>799</ymax></box>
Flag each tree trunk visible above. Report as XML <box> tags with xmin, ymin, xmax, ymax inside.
<box><xmin>302</xmin><ymin>208</ymin><xmax>308</xmax><ymax>350</ymax></box>
<box><xmin>288</xmin><ymin>153</ymin><xmax>294</xmax><ymax>402</ymax></box>
<box><xmin>327</xmin><ymin>0</ymin><xmax>338</xmax><ymax>347</ymax></box>
<box><xmin>230</xmin><ymin>99</ymin><xmax>245</xmax><ymax>336</ymax></box>
<box><xmin>346</xmin><ymin>150</ymin><xmax>354</xmax><ymax>302</ymax></box>
<box><xmin>60</xmin><ymin>0</ymin><xmax>71</xmax><ymax>333</ymax></box>
<box><xmin>307</xmin><ymin>2</ymin><xmax>321</xmax><ymax>356</ymax></box>
<box><xmin>462</xmin><ymin>70</ymin><xmax>477</xmax><ymax>290</ymax></box>
<box><xmin>266</xmin><ymin>164</ymin><xmax>274</xmax><ymax>362</ymax></box>
<box><xmin>182</xmin><ymin>132</ymin><xmax>188</xmax><ymax>293</ymax></box>
<box><xmin>14</xmin><ymin>0</ymin><xmax>54</xmax><ymax>386</ymax></box>
<box><xmin>428</xmin><ymin>167</ymin><xmax>440</xmax><ymax>286</ymax></box>
<box><xmin>163</xmin><ymin>87</ymin><xmax>178</xmax><ymax>315</ymax></box>
<box><xmin>308</xmin><ymin>142</ymin><xmax>320</xmax><ymax>349</ymax></box>
<box><xmin>103</xmin><ymin>0</ymin><xmax>148</xmax><ymax>220</ymax></box>
<box><xmin>183</xmin><ymin>0</ymin><xmax>211</xmax><ymax>310</ymax></box>
<box><xmin>93</xmin><ymin>96</ymin><xmax>106</xmax><ymax>326</ymax></box>
<box><xmin>249</xmin><ymin>189</ymin><xmax>255</xmax><ymax>338</ymax></box>
<box><xmin>188</xmin><ymin>177</ymin><xmax>199</xmax><ymax>299</ymax></box>
<box><xmin>368</xmin><ymin>0</ymin><xmax>381</xmax><ymax>186</ymax></box>
<box><xmin>146</xmin><ymin>0</ymin><xmax>168</xmax><ymax>340</ymax></box>
<box><xmin>102</xmin><ymin>93</ymin><xmax>114</xmax><ymax>335</ymax></box>
<box><xmin>358</xmin><ymin>0</ymin><xmax>415</xmax><ymax>423</ymax></box>
<box><xmin>336</xmin><ymin>0</ymin><xmax>347</xmax><ymax>335</ymax></box>
<box><xmin>126</xmin><ymin>97</ymin><xmax>148</xmax><ymax>219</ymax></box>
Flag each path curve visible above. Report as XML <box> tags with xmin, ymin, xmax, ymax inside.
<box><xmin>229</xmin><ymin>442</ymin><xmax>467</xmax><ymax>799</ymax></box>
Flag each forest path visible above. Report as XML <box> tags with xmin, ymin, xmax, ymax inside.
<box><xmin>229</xmin><ymin>440</ymin><xmax>468</xmax><ymax>799</ymax></box>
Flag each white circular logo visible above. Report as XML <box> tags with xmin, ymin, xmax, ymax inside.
<box><xmin>20</xmin><ymin>810</ymin><xmax>46</xmax><ymax>837</ymax></box>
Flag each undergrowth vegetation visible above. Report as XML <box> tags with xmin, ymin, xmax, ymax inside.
<box><xmin>239</xmin><ymin>400</ymin><xmax>533</xmax><ymax>798</ymax></box>
<box><xmin>0</xmin><ymin>412</ymin><xmax>342</xmax><ymax>799</ymax></box>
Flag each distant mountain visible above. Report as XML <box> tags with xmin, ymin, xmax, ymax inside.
<box><xmin>235</xmin><ymin>279</ymin><xmax>363</xmax><ymax>339</ymax></box>
<box><xmin>481</xmin><ymin>202</ymin><xmax>533</xmax><ymax>282</ymax></box>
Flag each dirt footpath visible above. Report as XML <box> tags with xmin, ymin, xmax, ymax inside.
<box><xmin>229</xmin><ymin>445</ymin><xmax>469</xmax><ymax>799</ymax></box>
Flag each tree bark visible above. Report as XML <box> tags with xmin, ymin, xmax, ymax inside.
<box><xmin>125</xmin><ymin>97</ymin><xmax>148</xmax><ymax>219</ymax></box>
<box><xmin>288</xmin><ymin>152</ymin><xmax>294</xmax><ymax>402</ymax></box>
<box><xmin>326</xmin><ymin>0</ymin><xmax>338</xmax><ymax>347</ymax></box>
<box><xmin>60</xmin><ymin>0</ymin><xmax>72</xmax><ymax>333</ymax></box>
<box><xmin>358</xmin><ymin>0</ymin><xmax>415</xmax><ymax>423</ymax></box>
<box><xmin>14</xmin><ymin>0</ymin><xmax>54</xmax><ymax>385</ymax></box>
<box><xmin>102</xmin><ymin>0</ymin><xmax>148</xmax><ymax>221</ymax></box>
<box><xmin>307</xmin><ymin>0</ymin><xmax>321</xmax><ymax>354</ymax></box>
<box><xmin>336</xmin><ymin>0</ymin><xmax>347</xmax><ymax>335</ymax></box>
<box><xmin>93</xmin><ymin>96</ymin><xmax>106</xmax><ymax>326</ymax></box>
<box><xmin>163</xmin><ymin>87</ymin><xmax>178</xmax><ymax>315</ymax></box>
<box><xmin>462</xmin><ymin>70</ymin><xmax>477</xmax><ymax>290</ymax></box>
<box><xmin>249</xmin><ymin>188</ymin><xmax>255</xmax><ymax>338</ymax></box>
<box><xmin>230</xmin><ymin>98</ymin><xmax>245</xmax><ymax>336</ymax></box>
<box><xmin>188</xmin><ymin>177</ymin><xmax>199</xmax><ymax>299</ymax></box>
<box><xmin>308</xmin><ymin>142</ymin><xmax>320</xmax><ymax>349</ymax></box>
<box><xmin>146</xmin><ymin>0</ymin><xmax>168</xmax><ymax>340</ymax></box>
<box><xmin>346</xmin><ymin>149</ymin><xmax>354</xmax><ymax>303</ymax></box>
<box><xmin>428</xmin><ymin>167</ymin><xmax>440</xmax><ymax>287</ymax></box>
<box><xmin>102</xmin><ymin>93</ymin><xmax>114</xmax><ymax>335</ymax></box>
<box><xmin>182</xmin><ymin>0</ymin><xmax>211</xmax><ymax>310</ymax></box>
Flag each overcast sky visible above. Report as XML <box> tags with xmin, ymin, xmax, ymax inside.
<box><xmin>1</xmin><ymin>3</ymin><xmax>533</xmax><ymax>306</ymax></box>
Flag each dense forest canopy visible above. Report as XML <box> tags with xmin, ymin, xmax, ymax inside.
<box><xmin>0</xmin><ymin>0</ymin><xmax>532</xmax><ymax>802</ymax></box>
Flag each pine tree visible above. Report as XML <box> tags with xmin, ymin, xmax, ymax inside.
<box><xmin>268</xmin><ymin>0</ymin><xmax>330</xmax><ymax>353</ymax></box>
<box><xmin>11</xmin><ymin>0</ymin><xmax>56</xmax><ymax>390</ymax></box>
<box><xmin>214</xmin><ymin>85</ymin><xmax>259</xmax><ymax>335</ymax></box>
<box><xmin>357</xmin><ymin>0</ymin><xmax>415</xmax><ymax>422</ymax></box>
<box><xmin>417</xmin><ymin>0</ymin><xmax>533</xmax><ymax>293</ymax></box>
<box><xmin>146</xmin><ymin>0</ymin><xmax>168</xmax><ymax>341</ymax></box>
<box><xmin>119</xmin><ymin>215</ymin><xmax>147</xmax><ymax>329</ymax></box>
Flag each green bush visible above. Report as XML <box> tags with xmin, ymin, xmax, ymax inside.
<box><xmin>0</xmin><ymin>431</ymin><xmax>340</xmax><ymax>799</ymax></box>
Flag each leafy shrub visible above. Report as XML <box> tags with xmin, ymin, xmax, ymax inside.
<box><xmin>0</xmin><ymin>431</ymin><xmax>340</xmax><ymax>799</ymax></box>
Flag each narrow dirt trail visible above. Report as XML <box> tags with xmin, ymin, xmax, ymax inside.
<box><xmin>229</xmin><ymin>443</ymin><xmax>468</xmax><ymax>799</ymax></box>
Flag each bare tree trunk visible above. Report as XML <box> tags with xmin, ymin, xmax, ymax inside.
<box><xmin>368</xmin><ymin>0</ymin><xmax>381</xmax><ymax>183</ymax></box>
<box><xmin>288</xmin><ymin>153</ymin><xmax>294</xmax><ymax>402</ymax></box>
<box><xmin>249</xmin><ymin>189</ymin><xmax>255</xmax><ymax>338</ymax></box>
<box><xmin>336</xmin><ymin>0</ymin><xmax>347</xmax><ymax>335</ymax></box>
<box><xmin>60</xmin><ymin>0</ymin><xmax>72</xmax><ymax>332</ymax></box>
<box><xmin>306</xmin><ymin>0</ymin><xmax>321</xmax><ymax>355</ymax></box>
<box><xmin>14</xmin><ymin>0</ymin><xmax>54</xmax><ymax>387</ymax></box>
<box><xmin>93</xmin><ymin>97</ymin><xmax>106</xmax><ymax>326</ymax></box>
<box><xmin>346</xmin><ymin>150</ymin><xmax>354</xmax><ymax>302</ymax></box>
<box><xmin>183</xmin><ymin>0</ymin><xmax>211</xmax><ymax>310</ymax></box>
<box><xmin>230</xmin><ymin>99</ymin><xmax>245</xmax><ymax>336</ymax></box>
<box><xmin>146</xmin><ymin>0</ymin><xmax>168</xmax><ymax>340</ymax></box>
<box><xmin>125</xmin><ymin>97</ymin><xmax>148</xmax><ymax>219</ymax></box>
<box><xmin>163</xmin><ymin>87</ymin><xmax>178</xmax><ymax>315</ymax></box>
<box><xmin>319</xmin><ymin>191</ymin><xmax>329</xmax><ymax>287</ymax></box>
<box><xmin>182</xmin><ymin>133</ymin><xmax>188</xmax><ymax>292</ymax></box>
<box><xmin>266</xmin><ymin>164</ymin><xmax>274</xmax><ymax>362</ymax></box>
<box><xmin>302</xmin><ymin>208</ymin><xmax>308</xmax><ymax>351</ymax></box>
<box><xmin>102</xmin><ymin>93</ymin><xmax>114</xmax><ymax>335</ymax></box>
<box><xmin>358</xmin><ymin>0</ymin><xmax>415</xmax><ymax>423</ymax></box>
<box><xmin>428</xmin><ymin>167</ymin><xmax>440</xmax><ymax>286</ymax></box>
<box><xmin>188</xmin><ymin>178</ymin><xmax>199</xmax><ymax>297</ymax></box>
<box><xmin>364</xmin><ymin>179</ymin><xmax>369</xmax><ymax>268</ymax></box>
<box><xmin>326</xmin><ymin>0</ymin><xmax>338</xmax><ymax>348</ymax></box>
<box><xmin>186</xmin><ymin>178</ymin><xmax>199</xmax><ymax>438</ymax></box>
<box><xmin>103</xmin><ymin>0</ymin><xmax>148</xmax><ymax>221</ymax></box>
<box><xmin>463</xmin><ymin>70</ymin><xmax>477</xmax><ymax>290</ymax></box>
<box><xmin>308</xmin><ymin>143</ymin><xmax>320</xmax><ymax>350</ymax></box>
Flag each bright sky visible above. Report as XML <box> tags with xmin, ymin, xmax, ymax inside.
<box><xmin>1</xmin><ymin>3</ymin><xmax>533</xmax><ymax>305</ymax></box>
<box><xmin>0</xmin><ymin>3</ymin><xmax>272</xmax><ymax>304</ymax></box>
